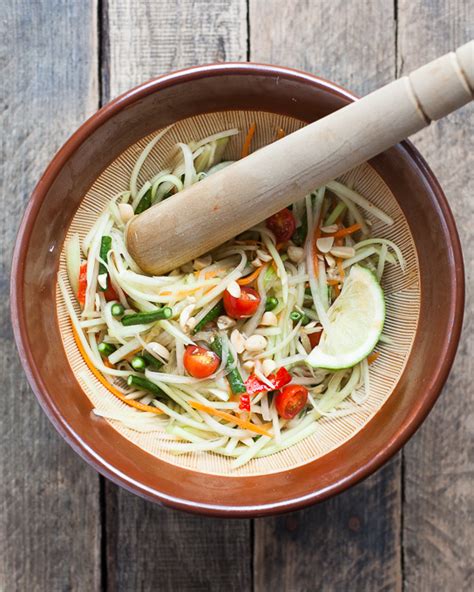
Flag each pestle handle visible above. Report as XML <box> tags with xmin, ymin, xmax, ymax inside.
<box><xmin>127</xmin><ymin>41</ymin><xmax>473</xmax><ymax>275</ymax></box>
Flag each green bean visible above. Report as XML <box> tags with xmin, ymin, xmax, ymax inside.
<box><xmin>290</xmin><ymin>310</ymin><xmax>310</xmax><ymax>325</ymax></box>
<box><xmin>98</xmin><ymin>342</ymin><xmax>116</xmax><ymax>357</ymax></box>
<box><xmin>111</xmin><ymin>303</ymin><xmax>125</xmax><ymax>317</ymax></box>
<box><xmin>121</xmin><ymin>307</ymin><xmax>172</xmax><ymax>326</ymax></box>
<box><xmin>265</xmin><ymin>296</ymin><xmax>278</xmax><ymax>311</ymax></box>
<box><xmin>127</xmin><ymin>375</ymin><xmax>166</xmax><ymax>397</ymax></box>
<box><xmin>98</xmin><ymin>235</ymin><xmax>112</xmax><ymax>290</ymax></box>
<box><xmin>210</xmin><ymin>336</ymin><xmax>246</xmax><ymax>394</ymax></box>
<box><xmin>131</xmin><ymin>356</ymin><xmax>147</xmax><ymax>371</ymax></box>
<box><xmin>192</xmin><ymin>301</ymin><xmax>224</xmax><ymax>334</ymax></box>
<box><xmin>290</xmin><ymin>310</ymin><xmax>302</xmax><ymax>321</ymax></box>
<box><xmin>141</xmin><ymin>351</ymin><xmax>164</xmax><ymax>370</ymax></box>
<box><xmin>135</xmin><ymin>187</ymin><xmax>152</xmax><ymax>214</ymax></box>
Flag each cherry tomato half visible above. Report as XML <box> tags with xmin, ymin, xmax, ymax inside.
<box><xmin>275</xmin><ymin>385</ymin><xmax>308</xmax><ymax>419</ymax></box>
<box><xmin>183</xmin><ymin>345</ymin><xmax>220</xmax><ymax>378</ymax></box>
<box><xmin>266</xmin><ymin>208</ymin><xmax>296</xmax><ymax>242</ymax></box>
<box><xmin>223</xmin><ymin>286</ymin><xmax>261</xmax><ymax>319</ymax></box>
<box><xmin>103</xmin><ymin>282</ymin><xmax>119</xmax><ymax>302</ymax></box>
<box><xmin>308</xmin><ymin>330</ymin><xmax>322</xmax><ymax>349</ymax></box>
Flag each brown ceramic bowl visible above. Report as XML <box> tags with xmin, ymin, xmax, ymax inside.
<box><xmin>11</xmin><ymin>64</ymin><xmax>464</xmax><ymax>517</ymax></box>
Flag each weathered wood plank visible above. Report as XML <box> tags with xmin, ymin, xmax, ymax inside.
<box><xmin>250</xmin><ymin>1</ymin><xmax>402</xmax><ymax>590</ymax></box>
<box><xmin>0</xmin><ymin>1</ymin><xmax>101</xmax><ymax>591</ymax></box>
<box><xmin>250</xmin><ymin>0</ymin><xmax>396</xmax><ymax>94</ymax></box>
<box><xmin>254</xmin><ymin>459</ymin><xmax>401</xmax><ymax>592</ymax></box>
<box><xmin>106</xmin><ymin>0</ymin><xmax>248</xmax><ymax>97</ymax></box>
<box><xmin>397</xmin><ymin>3</ymin><xmax>474</xmax><ymax>591</ymax></box>
<box><xmin>103</xmin><ymin>2</ymin><xmax>251</xmax><ymax>590</ymax></box>
<box><xmin>105</xmin><ymin>487</ymin><xmax>252</xmax><ymax>591</ymax></box>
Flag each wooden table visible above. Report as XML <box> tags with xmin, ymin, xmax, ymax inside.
<box><xmin>1</xmin><ymin>1</ymin><xmax>472</xmax><ymax>590</ymax></box>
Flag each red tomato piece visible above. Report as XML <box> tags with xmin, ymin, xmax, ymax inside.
<box><xmin>275</xmin><ymin>385</ymin><xmax>308</xmax><ymax>419</ymax></box>
<box><xmin>245</xmin><ymin>367</ymin><xmax>292</xmax><ymax>396</ymax></box>
<box><xmin>223</xmin><ymin>286</ymin><xmax>261</xmax><ymax>319</ymax></box>
<box><xmin>266</xmin><ymin>208</ymin><xmax>296</xmax><ymax>242</ymax></box>
<box><xmin>183</xmin><ymin>345</ymin><xmax>220</xmax><ymax>378</ymax></box>
<box><xmin>308</xmin><ymin>330</ymin><xmax>322</xmax><ymax>349</ymax></box>
<box><xmin>103</xmin><ymin>282</ymin><xmax>119</xmax><ymax>302</ymax></box>
<box><xmin>77</xmin><ymin>262</ymin><xmax>87</xmax><ymax>307</ymax></box>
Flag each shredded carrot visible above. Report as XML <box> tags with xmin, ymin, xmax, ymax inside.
<box><xmin>326</xmin><ymin>279</ymin><xmax>340</xmax><ymax>286</ymax></box>
<box><xmin>237</xmin><ymin>266</ymin><xmax>264</xmax><ymax>286</ymax></box>
<box><xmin>72</xmin><ymin>327</ymin><xmax>163</xmax><ymax>415</ymax></box>
<box><xmin>188</xmin><ymin>400</ymin><xmax>271</xmax><ymax>437</ymax></box>
<box><xmin>125</xmin><ymin>346</ymin><xmax>142</xmax><ymax>359</ymax></box>
<box><xmin>367</xmin><ymin>351</ymin><xmax>380</xmax><ymax>365</ymax></box>
<box><xmin>161</xmin><ymin>285</ymin><xmax>209</xmax><ymax>298</ymax></box>
<box><xmin>241</xmin><ymin>122</ymin><xmax>256</xmax><ymax>158</ymax></box>
<box><xmin>330</xmin><ymin>223</ymin><xmax>362</xmax><ymax>239</ymax></box>
<box><xmin>337</xmin><ymin>257</ymin><xmax>345</xmax><ymax>280</ymax></box>
<box><xmin>204</xmin><ymin>269</ymin><xmax>225</xmax><ymax>280</ymax></box>
<box><xmin>276</xmin><ymin>128</ymin><xmax>286</xmax><ymax>140</ymax></box>
<box><xmin>275</xmin><ymin>242</ymin><xmax>286</xmax><ymax>251</ymax></box>
<box><xmin>332</xmin><ymin>284</ymin><xmax>341</xmax><ymax>297</ymax></box>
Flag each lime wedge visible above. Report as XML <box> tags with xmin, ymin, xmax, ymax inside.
<box><xmin>306</xmin><ymin>265</ymin><xmax>385</xmax><ymax>370</ymax></box>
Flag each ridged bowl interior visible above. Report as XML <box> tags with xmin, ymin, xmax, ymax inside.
<box><xmin>56</xmin><ymin>110</ymin><xmax>420</xmax><ymax>477</ymax></box>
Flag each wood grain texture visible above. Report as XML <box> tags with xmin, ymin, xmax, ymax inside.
<box><xmin>0</xmin><ymin>1</ymin><xmax>101</xmax><ymax>591</ymax></box>
<box><xmin>249</xmin><ymin>0</ymin><xmax>395</xmax><ymax>95</ymax></box>
<box><xmin>255</xmin><ymin>458</ymin><xmax>401</xmax><ymax>592</ymax></box>
<box><xmin>250</xmin><ymin>2</ymin><xmax>402</xmax><ymax>590</ymax></box>
<box><xmin>105</xmin><ymin>487</ymin><xmax>252</xmax><ymax>591</ymax></box>
<box><xmin>103</xmin><ymin>2</ymin><xmax>251</xmax><ymax>590</ymax></box>
<box><xmin>106</xmin><ymin>0</ymin><xmax>248</xmax><ymax>97</ymax></box>
<box><xmin>397</xmin><ymin>3</ymin><xmax>474</xmax><ymax>591</ymax></box>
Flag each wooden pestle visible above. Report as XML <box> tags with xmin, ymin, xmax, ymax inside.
<box><xmin>127</xmin><ymin>41</ymin><xmax>473</xmax><ymax>275</ymax></box>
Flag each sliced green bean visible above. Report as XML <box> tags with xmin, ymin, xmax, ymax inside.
<box><xmin>131</xmin><ymin>356</ymin><xmax>147</xmax><ymax>371</ymax></box>
<box><xmin>111</xmin><ymin>303</ymin><xmax>125</xmax><ymax>317</ymax></box>
<box><xmin>192</xmin><ymin>300</ymin><xmax>224</xmax><ymax>334</ymax></box>
<box><xmin>98</xmin><ymin>235</ymin><xmax>112</xmax><ymax>290</ymax></box>
<box><xmin>98</xmin><ymin>342</ymin><xmax>116</xmax><ymax>357</ymax></box>
<box><xmin>127</xmin><ymin>375</ymin><xmax>166</xmax><ymax>397</ymax></box>
<box><xmin>265</xmin><ymin>296</ymin><xmax>278</xmax><ymax>311</ymax></box>
<box><xmin>210</xmin><ymin>336</ymin><xmax>246</xmax><ymax>394</ymax></box>
<box><xmin>121</xmin><ymin>307</ymin><xmax>172</xmax><ymax>326</ymax></box>
<box><xmin>135</xmin><ymin>187</ymin><xmax>152</xmax><ymax>214</ymax></box>
<box><xmin>141</xmin><ymin>351</ymin><xmax>164</xmax><ymax>370</ymax></box>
